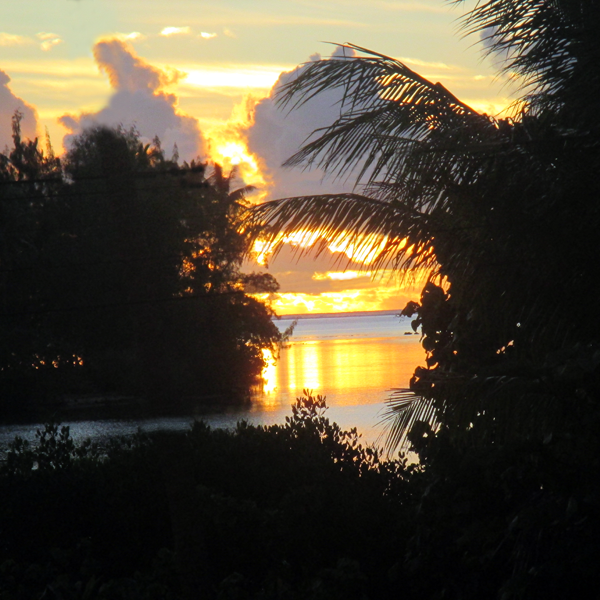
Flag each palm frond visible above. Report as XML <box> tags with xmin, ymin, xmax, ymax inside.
<box><xmin>244</xmin><ymin>48</ymin><xmax>509</xmax><ymax>278</ymax></box>
<box><xmin>243</xmin><ymin>37</ymin><xmax>599</xmax><ymax>452</ymax></box>
<box><xmin>228</xmin><ymin>185</ymin><xmax>257</xmax><ymax>203</ymax></box>
<box><xmin>379</xmin><ymin>389</ymin><xmax>438</xmax><ymax>452</ymax></box>
<box><xmin>380</xmin><ymin>366</ymin><xmax>567</xmax><ymax>453</ymax></box>
<box><xmin>245</xmin><ymin>192</ymin><xmax>437</xmax><ymax>273</ymax></box>
<box><xmin>277</xmin><ymin>44</ymin><xmax>492</xmax><ymax>189</ymax></box>
<box><xmin>456</xmin><ymin>0</ymin><xmax>600</xmax><ymax>115</ymax></box>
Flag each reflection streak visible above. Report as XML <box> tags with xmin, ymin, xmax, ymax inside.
<box><xmin>269</xmin><ymin>336</ymin><xmax>424</xmax><ymax>407</ymax></box>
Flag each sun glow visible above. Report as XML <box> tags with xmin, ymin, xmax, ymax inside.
<box><xmin>250</xmin><ymin>268</ymin><xmax>428</xmax><ymax>315</ymax></box>
<box><xmin>254</xmin><ymin>229</ymin><xmax>392</xmax><ymax>268</ymax></box>
<box><xmin>206</xmin><ymin>97</ymin><xmax>425</xmax><ymax>316</ymax></box>
<box><xmin>327</xmin><ymin>233</ymin><xmax>390</xmax><ymax>264</ymax></box>
<box><xmin>206</xmin><ymin>94</ymin><xmax>269</xmax><ymax>201</ymax></box>
<box><xmin>313</xmin><ymin>271</ymin><xmax>372</xmax><ymax>281</ymax></box>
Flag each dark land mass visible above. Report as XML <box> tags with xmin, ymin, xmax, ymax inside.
<box><xmin>0</xmin><ymin>390</ymin><xmax>255</xmax><ymax>426</ymax></box>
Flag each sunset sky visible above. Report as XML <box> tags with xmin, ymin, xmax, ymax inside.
<box><xmin>0</xmin><ymin>0</ymin><xmax>509</xmax><ymax>315</ymax></box>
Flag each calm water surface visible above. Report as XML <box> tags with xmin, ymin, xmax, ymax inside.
<box><xmin>0</xmin><ymin>313</ymin><xmax>424</xmax><ymax>450</ymax></box>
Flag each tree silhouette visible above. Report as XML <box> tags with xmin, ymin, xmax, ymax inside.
<box><xmin>0</xmin><ymin>124</ymin><xmax>283</xmax><ymax>414</ymax></box>
<box><xmin>246</xmin><ymin>1</ymin><xmax>600</xmax><ymax>448</ymax></box>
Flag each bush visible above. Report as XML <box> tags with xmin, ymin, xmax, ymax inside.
<box><xmin>0</xmin><ymin>394</ymin><xmax>416</xmax><ymax>599</ymax></box>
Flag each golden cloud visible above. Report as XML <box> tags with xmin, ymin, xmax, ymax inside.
<box><xmin>160</xmin><ymin>26</ymin><xmax>191</xmax><ymax>37</ymax></box>
<box><xmin>181</xmin><ymin>65</ymin><xmax>286</xmax><ymax>90</ymax></box>
<box><xmin>37</xmin><ymin>32</ymin><xmax>63</xmax><ymax>52</ymax></box>
<box><xmin>313</xmin><ymin>271</ymin><xmax>372</xmax><ymax>281</ymax></box>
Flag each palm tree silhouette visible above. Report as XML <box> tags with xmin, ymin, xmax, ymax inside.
<box><xmin>246</xmin><ymin>1</ymin><xmax>600</xmax><ymax>449</ymax></box>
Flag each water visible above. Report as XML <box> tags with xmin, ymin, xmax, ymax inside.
<box><xmin>0</xmin><ymin>312</ymin><xmax>424</xmax><ymax>451</ymax></box>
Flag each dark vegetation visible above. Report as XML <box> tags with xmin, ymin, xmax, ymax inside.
<box><xmin>248</xmin><ymin>0</ymin><xmax>600</xmax><ymax>452</ymax></box>
<box><xmin>0</xmin><ymin>394</ymin><xmax>417</xmax><ymax>600</ymax></box>
<box><xmin>0</xmin><ymin>119</ymin><xmax>284</xmax><ymax>418</ymax></box>
<box><xmin>1</xmin><ymin>393</ymin><xmax>598</xmax><ymax>599</ymax></box>
<box><xmin>2</xmin><ymin>0</ymin><xmax>600</xmax><ymax>597</ymax></box>
<box><xmin>241</xmin><ymin>0</ymin><xmax>600</xmax><ymax>596</ymax></box>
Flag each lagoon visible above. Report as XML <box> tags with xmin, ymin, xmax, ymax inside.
<box><xmin>0</xmin><ymin>311</ymin><xmax>424</xmax><ymax>451</ymax></box>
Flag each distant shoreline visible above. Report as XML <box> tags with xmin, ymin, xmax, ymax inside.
<box><xmin>275</xmin><ymin>309</ymin><xmax>404</xmax><ymax>321</ymax></box>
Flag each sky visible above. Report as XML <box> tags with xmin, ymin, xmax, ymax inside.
<box><xmin>0</xmin><ymin>0</ymin><xmax>509</xmax><ymax>315</ymax></box>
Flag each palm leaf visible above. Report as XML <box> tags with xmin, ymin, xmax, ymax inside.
<box><xmin>246</xmin><ymin>192</ymin><xmax>437</xmax><ymax>273</ymax></box>
<box><xmin>379</xmin><ymin>389</ymin><xmax>438</xmax><ymax>452</ymax></box>
<box><xmin>244</xmin><ymin>41</ymin><xmax>597</xmax><ymax>451</ymax></box>
<box><xmin>455</xmin><ymin>0</ymin><xmax>600</xmax><ymax>116</ymax></box>
<box><xmin>245</xmin><ymin>46</ymin><xmax>506</xmax><ymax>276</ymax></box>
<box><xmin>278</xmin><ymin>44</ymin><xmax>493</xmax><ymax>190</ymax></box>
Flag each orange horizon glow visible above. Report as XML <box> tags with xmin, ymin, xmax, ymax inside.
<box><xmin>252</xmin><ymin>283</ymin><xmax>423</xmax><ymax>316</ymax></box>
<box><xmin>204</xmin><ymin>92</ymin><xmax>430</xmax><ymax>317</ymax></box>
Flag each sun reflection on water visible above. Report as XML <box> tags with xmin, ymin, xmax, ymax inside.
<box><xmin>258</xmin><ymin>330</ymin><xmax>425</xmax><ymax>410</ymax></box>
<box><xmin>261</xmin><ymin>348</ymin><xmax>277</xmax><ymax>394</ymax></box>
<box><xmin>289</xmin><ymin>341</ymin><xmax>322</xmax><ymax>392</ymax></box>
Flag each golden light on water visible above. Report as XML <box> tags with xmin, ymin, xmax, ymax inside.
<box><xmin>259</xmin><ymin>333</ymin><xmax>426</xmax><ymax>409</ymax></box>
<box><xmin>292</xmin><ymin>342</ymin><xmax>322</xmax><ymax>391</ymax></box>
<box><xmin>261</xmin><ymin>348</ymin><xmax>277</xmax><ymax>394</ymax></box>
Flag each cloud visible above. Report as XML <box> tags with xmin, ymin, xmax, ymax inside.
<box><xmin>0</xmin><ymin>31</ymin><xmax>63</xmax><ymax>51</ymax></box>
<box><xmin>313</xmin><ymin>271</ymin><xmax>372</xmax><ymax>281</ymax></box>
<box><xmin>59</xmin><ymin>38</ymin><xmax>205</xmax><ymax>162</ymax></box>
<box><xmin>479</xmin><ymin>26</ymin><xmax>514</xmax><ymax>72</ymax></box>
<box><xmin>397</xmin><ymin>56</ymin><xmax>454</xmax><ymax>70</ymax></box>
<box><xmin>223</xmin><ymin>28</ymin><xmax>236</xmax><ymax>38</ymax></box>
<box><xmin>183</xmin><ymin>65</ymin><xmax>284</xmax><ymax>90</ymax></box>
<box><xmin>240</xmin><ymin>46</ymin><xmax>366</xmax><ymax>202</ymax></box>
<box><xmin>254</xmin><ymin>241</ymin><xmax>424</xmax><ymax>314</ymax></box>
<box><xmin>113</xmin><ymin>31</ymin><xmax>146</xmax><ymax>42</ymax></box>
<box><xmin>160</xmin><ymin>26</ymin><xmax>191</xmax><ymax>37</ymax></box>
<box><xmin>36</xmin><ymin>32</ymin><xmax>63</xmax><ymax>52</ymax></box>
<box><xmin>199</xmin><ymin>32</ymin><xmax>217</xmax><ymax>40</ymax></box>
<box><xmin>94</xmin><ymin>38</ymin><xmax>184</xmax><ymax>91</ymax></box>
<box><xmin>0</xmin><ymin>32</ymin><xmax>32</xmax><ymax>47</ymax></box>
<box><xmin>0</xmin><ymin>69</ymin><xmax>40</xmax><ymax>149</ymax></box>
<box><xmin>237</xmin><ymin>47</ymin><xmax>423</xmax><ymax>313</ymax></box>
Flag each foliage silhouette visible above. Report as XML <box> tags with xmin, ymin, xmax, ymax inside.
<box><xmin>246</xmin><ymin>2</ymin><xmax>600</xmax><ymax>449</ymax></box>
<box><xmin>0</xmin><ymin>394</ymin><xmax>417</xmax><ymax>599</ymax></box>
<box><xmin>2</xmin><ymin>391</ymin><xmax>598</xmax><ymax>599</ymax></box>
<box><xmin>0</xmin><ymin>123</ymin><xmax>283</xmax><ymax>413</ymax></box>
